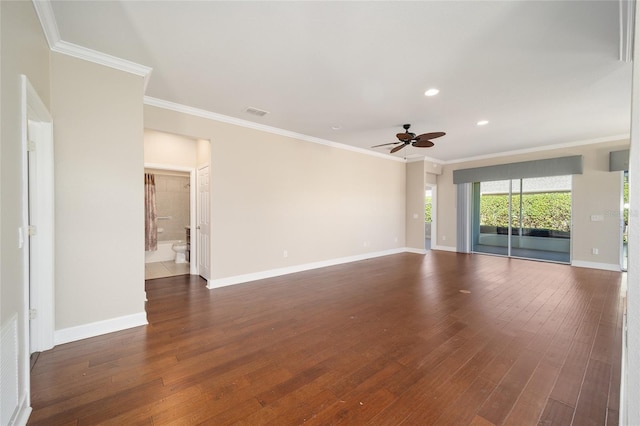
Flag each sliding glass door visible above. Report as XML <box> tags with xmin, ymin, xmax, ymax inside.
<box><xmin>472</xmin><ymin>176</ymin><xmax>571</xmax><ymax>263</ymax></box>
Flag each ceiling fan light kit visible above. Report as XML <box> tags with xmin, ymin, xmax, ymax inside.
<box><xmin>371</xmin><ymin>123</ymin><xmax>445</xmax><ymax>154</ymax></box>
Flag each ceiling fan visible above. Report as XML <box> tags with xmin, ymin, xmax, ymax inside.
<box><xmin>372</xmin><ymin>124</ymin><xmax>445</xmax><ymax>154</ymax></box>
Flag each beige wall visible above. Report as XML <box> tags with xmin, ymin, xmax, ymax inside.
<box><xmin>51</xmin><ymin>53</ymin><xmax>146</xmax><ymax>329</ymax></box>
<box><xmin>405</xmin><ymin>161</ymin><xmax>425</xmax><ymax>250</ymax></box>
<box><xmin>0</xmin><ymin>0</ymin><xmax>50</xmax><ymax>417</ymax></box>
<box><xmin>437</xmin><ymin>139</ymin><xmax>629</xmax><ymax>267</ymax></box>
<box><xmin>144</xmin><ymin>128</ymin><xmax>197</xmax><ymax>167</ymax></box>
<box><xmin>197</xmin><ymin>138</ymin><xmax>211</xmax><ymax>167</ymax></box>
<box><xmin>145</xmin><ymin>105</ymin><xmax>406</xmax><ymax>279</ymax></box>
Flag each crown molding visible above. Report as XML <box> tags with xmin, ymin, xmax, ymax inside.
<box><xmin>32</xmin><ymin>0</ymin><xmax>60</xmax><ymax>48</ymax></box>
<box><xmin>54</xmin><ymin>40</ymin><xmax>153</xmax><ymax>87</ymax></box>
<box><xmin>143</xmin><ymin>96</ymin><xmax>406</xmax><ymax>163</ymax></box>
<box><xmin>619</xmin><ymin>0</ymin><xmax>635</xmax><ymax>62</ymax></box>
<box><xmin>406</xmin><ymin>155</ymin><xmax>445</xmax><ymax>164</ymax></box>
<box><xmin>444</xmin><ymin>134</ymin><xmax>630</xmax><ymax>165</ymax></box>
<box><xmin>32</xmin><ymin>0</ymin><xmax>153</xmax><ymax>89</ymax></box>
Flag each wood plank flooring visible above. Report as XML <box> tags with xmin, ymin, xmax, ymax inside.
<box><xmin>28</xmin><ymin>252</ymin><xmax>624</xmax><ymax>425</ymax></box>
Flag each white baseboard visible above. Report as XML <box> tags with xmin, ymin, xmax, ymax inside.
<box><xmin>207</xmin><ymin>248</ymin><xmax>406</xmax><ymax>289</ymax></box>
<box><xmin>432</xmin><ymin>245</ymin><xmax>457</xmax><ymax>252</ymax></box>
<box><xmin>405</xmin><ymin>247</ymin><xmax>427</xmax><ymax>254</ymax></box>
<box><xmin>54</xmin><ymin>312</ymin><xmax>148</xmax><ymax>346</ymax></box>
<box><xmin>13</xmin><ymin>396</ymin><xmax>31</xmax><ymax>426</ymax></box>
<box><xmin>571</xmin><ymin>260</ymin><xmax>621</xmax><ymax>272</ymax></box>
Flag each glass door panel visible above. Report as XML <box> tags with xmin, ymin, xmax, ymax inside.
<box><xmin>472</xmin><ymin>180</ymin><xmax>510</xmax><ymax>256</ymax></box>
<box><xmin>509</xmin><ymin>179</ymin><xmax>522</xmax><ymax>257</ymax></box>
<box><xmin>472</xmin><ymin>176</ymin><xmax>571</xmax><ymax>264</ymax></box>
<box><xmin>515</xmin><ymin>177</ymin><xmax>571</xmax><ymax>262</ymax></box>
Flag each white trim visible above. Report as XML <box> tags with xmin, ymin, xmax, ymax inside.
<box><xmin>427</xmin><ymin>184</ymin><xmax>437</xmax><ymax>251</ymax></box>
<box><xmin>571</xmin><ymin>260</ymin><xmax>621</xmax><ymax>272</ymax></box>
<box><xmin>620</xmin><ymin>0</ymin><xmax>635</xmax><ymax>62</ymax></box>
<box><xmin>54</xmin><ymin>312</ymin><xmax>148</xmax><ymax>346</ymax></box>
<box><xmin>31</xmin><ymin>0</ymin><xmax>60</xmax><ymax>49</ymax></box>
<box><xmin>432</xmin><ymin>245</ymin><xmax>457</xmax><ymax>252</ymax></box>
<box><xmin>144</xmin><ymin>96</ymin><xmax>406</xmax><ymax>163</ymax></box>
<box><xmin>620</xmin><ymin>272</ymin><xmax>628</xmax><ymax>426</ymax></box>
<box><xmin>23</xmin><ymin>76</ymin><xmax>55</xmax><ymax>354</ymax></box>
<box><xmin>54</xmin><ymin>41</ymin><xmax>153</xmax><ymax>89</ymax></box>
<box><xmin>407</xmin><ymin>155</ymin><xmax>445</xmax><ymax>164</ymax></box>
<box><xmin>32</xmin><ymin>1</ymin><xmax>153</xmax><ymax>89</ymax></box>
<box><xmin>207</xmin><ymin>248</ymin><xmax>406</xmax><ymax>289</ymax></box>
<box><xmin>444</xmin><ymin>134</ymin><xmax>630</xmax><ymax>165</ymax></box>
<box><xmin>12</xmin><ymin>396</ymin><xmax>31</xmax><ymax>426</ymax></box>
<box><xmin>405</xmin><ymin>247</ymin><xmax>427</xmax><ymax>255</ymax></box>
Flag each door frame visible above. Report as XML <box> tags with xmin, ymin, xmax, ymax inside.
<box><xmin>425</xmin><ymin>184</ymin><xmax>437</xmax><ymax>250</ymax></box>
<box><xmin>196</xmin><ymin>164</ymin><xmax>211</xmax><ymax>281</ymax></box>
<box><xmin>144</xmin><ymin>163</ymin><xmax>197</xmax><ymax>275</ymax></box>
<box><xmin>621</xmin><ymin>170</ymin><xmax>629</xmax><ymax>271</ymax></box>
<box><xmin>21</xmin><ymin>75</ymin><xmax>55</xmax><ymax>356</ymax></box>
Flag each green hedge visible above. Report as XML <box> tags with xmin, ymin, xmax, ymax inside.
<box><xmin>479</xmin><ymin>192</ymin><xmax>571</xmax><ymax>232</ymax></box>
<box><xmin>424</xmin><ymin>192</ymin><xmax>573</xmax><ymax>232</ymax></box>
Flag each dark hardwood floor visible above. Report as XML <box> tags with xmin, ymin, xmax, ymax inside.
<box><xmin>29</xmin><ymin>252</ymin><xmax>623</xmax><ymax>425</ymax></box>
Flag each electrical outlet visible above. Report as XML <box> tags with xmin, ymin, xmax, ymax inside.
<box><xmin>592</xmin><ymin>248</ymin><xmax>598</xmax><ymax>255</ymax></box>
<box><xmin>283</xmin><ymin>250</ymin><xmax>288</xmax><ymax>258</ymax></box>
<box><xmin>442</xmin><ymin>236</ymin><xmax>446</xmax><ymax>241</ymax></box>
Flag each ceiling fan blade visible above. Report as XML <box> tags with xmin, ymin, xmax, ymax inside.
<box><xmin>412</xmin><ymin>140</ymin><xmax>435</xmax><ymax>148</ymax></box>
<box><xmin>396</xmin><ymin>132</ymin><xmax>413</xmax><ymax>142</ymax></box>
<box><xmin>371</xmin><ymin>142</ymin><xmax>401</xmax><ymax>148</ymax></box>
<box><xmin>415</xmin><ymin>132</ymin><xmax>446</xmax><ymax>141</ymax></box>
<box><xmin>390</xmin><ymin>143</ymin><xmax>408</xmax><ymax>154</ymax></box>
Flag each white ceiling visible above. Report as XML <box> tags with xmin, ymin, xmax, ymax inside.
<box><xmin>47</xmin><ymin>1</ymin><xmax>632</xmax><ymax>162</ymax></box>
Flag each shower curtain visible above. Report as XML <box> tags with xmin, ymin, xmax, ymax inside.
<box><xmin>145</xmin><ymin>173</ymin><xmax>158</xmax><ymax>251</ymax></box>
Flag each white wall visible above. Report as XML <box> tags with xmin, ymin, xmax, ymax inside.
<box><xmin>51</xmin><ymin>53</ymin><xmax>147</xmax><ymax>335</ymax></box>
<box><xmin>144</xmin><ymin>104</ymin><xmax>407</xmax><ymax>281</ymax></box>
<box><xmin>0</xmin><ymin>1</ymin><xmax>50</xmax><ymax>423</ymax></box>
<box><xmin>624</xmin><ymin>3</ymin><xmax>640</xmax><ymax>422</ymax></box>
<box><xmin>436</xmin><ymin>139</ymin><xmax>629</xmax><ymax>268</ymax></box>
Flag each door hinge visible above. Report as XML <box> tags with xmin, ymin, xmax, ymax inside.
<box><xmin>29</xmin><ymin>309</ymin><xmax>37</xmax><ymax>320</ymax></box>
<box><xmin>27</xmin><ymin>225</ymin><xmax>37</xmax><ymax>236</ymax></box>
<box><xmin>27</xmin><ymin>141</ymin><xmax>36</xmax><ymax>152</ymax></box>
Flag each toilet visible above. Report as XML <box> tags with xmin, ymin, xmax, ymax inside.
<box><xmin>171</xmin><ymin>241</ymin><xmax>188</xmax><ymax>263</ymax></box>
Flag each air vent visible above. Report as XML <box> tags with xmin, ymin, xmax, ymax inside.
<box><xmin>244</xmin><ymin>107</ymin><xmax>269</xmax><ymax>117</ymax></box>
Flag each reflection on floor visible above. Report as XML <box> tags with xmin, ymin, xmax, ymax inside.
<box><xmin>474</xmin><ymin>244</ymin><xmax>570</xmax><ymax>263</ymax></box>
<box><xmin>145</xmin><ymin>261</ymin><xmax>190</xmax><ymax>280</ymax></box>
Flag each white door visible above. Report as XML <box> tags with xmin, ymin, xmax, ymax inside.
<box><xmin>24</xmin><ymin>79</ymin><xmax>55</xmax><ymax>353</ymax></box>
<box><xmin>197</xmin><ymin>166</ymin><xmax>211</xmax><ymax>279</ymax></box>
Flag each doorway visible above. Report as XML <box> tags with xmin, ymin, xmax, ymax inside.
<box><xmin>144</xmin><ymin>165</ymin><xmax>196</xmax><ymax>280</ymax></box>
<box><xmin>425</xmin><ymin>185</ymin><xmax>436</xmax><ymax>251</ymax></box>
<box><xmin>471</xmin><ymin>176</ymin><xmax>572</xmax><ymax>263</ymax></box>
<box><xmin>22</xmin><ymin>76</ymin><xmax>55</xmax><ymax>355</ymax></box>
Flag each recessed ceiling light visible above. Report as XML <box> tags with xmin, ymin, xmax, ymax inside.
<box><xmin>424</xmin><ymin>88</ymin><xmax>440</xmax><ymax>97</ymax></box>
<box><xmin>477</xmin><ymin>120</ymin><xmax>489</xmax><ymax>126</ymax></box>
<box><xmin>331</xmin><ymin>125</ymin><xmax>342</xmax><ymax>130</ymax></box>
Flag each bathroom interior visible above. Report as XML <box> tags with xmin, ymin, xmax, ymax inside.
<box><xmin>144</xmin><ymin>129</ymin><xmax>210</xmax><ymax>280</ymax></box>
<box><xmin>145</xmin><ymin>169</ymin><xmax>191</xmax><ymax>279</ymax></box>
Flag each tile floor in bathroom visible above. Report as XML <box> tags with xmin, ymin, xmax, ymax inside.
<box><xmin>145</xmin><ymin>261</ymin><xmax>190</xmax><ymax>280</ymax></box>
